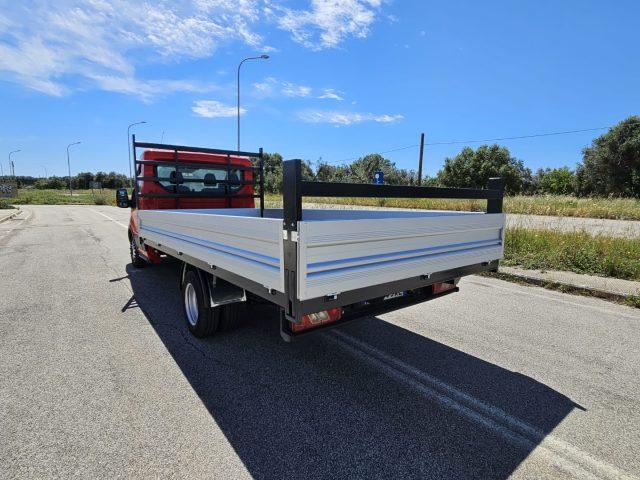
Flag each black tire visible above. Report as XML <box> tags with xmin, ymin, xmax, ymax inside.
<box><xmin>129</xmin><ymin>233</ymin><xmax>146</xmax><ymax>268</ymax></box>
<box><xmin>182</xmin><ymin>270</ymin><xmax>219</xmax><ymax>338</ymax></box>
<box><xmin>217</xmin><ymin>303</ymin><xmax>240</xmax><ymax>332</ymax></box>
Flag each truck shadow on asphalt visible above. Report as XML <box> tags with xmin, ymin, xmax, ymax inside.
<box><xmin>125</xmin><ymin>262</ymin><xmax>582</xmax><ymax>480</ymax></box>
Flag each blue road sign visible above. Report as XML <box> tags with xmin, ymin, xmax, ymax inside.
<box><xmin>374</xmin><ymin>170</ymin><xmax>384</xmax><ymax>184</ymax></box>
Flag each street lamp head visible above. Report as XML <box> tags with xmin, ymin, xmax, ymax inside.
<box><xmin>260</xmin><ymin>54</ymin><xmax>269</xmax><ymax>59</ymax></box>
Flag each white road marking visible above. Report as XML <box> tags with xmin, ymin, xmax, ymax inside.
<box><xmin>90</xmin><ymin>209</ymin><xmax>128</xmax><ymax>229</ymax></box>
<box><xmin>328</xmin><ymin>329</ymin><xmax>637</xmax><ymax>480</ymax></box>
<box><xmin>467</xmin><ymin>277</ymin><xmax>640</xmax><ymax>321</ymax></box>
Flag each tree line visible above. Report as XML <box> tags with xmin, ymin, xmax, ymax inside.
<box><xmin>6</xmin><ymin>172</ymin><xmax>129</xmax><ymax>190</ymax></box>
<box><xmin>255</xmin><ymin>115</ymin><xmax>640</xmax><ymax>197</ymax></box>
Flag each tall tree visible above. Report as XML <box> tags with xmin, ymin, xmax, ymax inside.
<box><xmin>252</xmin><ymin>153</ymin><xmax>313</xmax><ymax>193</ymax></box>
<box><xmin>349</xmin><ymin>154</ymin><xmax>416</xmax><ymax>185</ymax></box>
<box><xmin>534</xmin><ymin>167</ymin><xmax>576</xmax><ymax>195</ymax></box>
<box><xmin>576</xmin><ymin>116</ymin><xmax>640</xmax><ymax>197</ymax></box>
<box><xmin>437</xmin><ymin>144</ymin><xmax>531</xmax><ymax>194</ymax></box>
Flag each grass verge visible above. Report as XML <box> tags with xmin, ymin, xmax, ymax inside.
<box><xmin>503</xmin><ymin>227</ymin><xmax>640</xmax><ymax>281</ymax></box>
<box><xmin>0</xmin><ymin>199</ymin><xmax>14</xmax><ymax>209</ymax></box>
<box><xmin>265</xmin><ymin>194</ymin><xmax>640</xmax><ymax>220</ymax></box>
<box><xmin>9</xmin><ymin>189</ymin><xmax>119</xmax><ymax>206</ymax></box>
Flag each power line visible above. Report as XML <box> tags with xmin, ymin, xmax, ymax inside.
<box><xmin>324</xmin><ymin>125</ymin><xmax>614</xmax><ymax>165</ymax></box>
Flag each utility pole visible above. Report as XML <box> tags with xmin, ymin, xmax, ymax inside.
<box><xmin>67</xmin><ymin>142</ymin><xmax>81</xmax><ymax>196</ymax></box>
<box><xmin>9</xmin><ymin>150</ymin><xmax>20</xmax><ymax>180</ymax></box>
<box><xmin>417</xmin><ymin>132</ymin><xmax>425</xmax><ymax>185</ymax></box>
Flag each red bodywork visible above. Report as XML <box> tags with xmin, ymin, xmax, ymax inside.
<box><xmin>129</xmin><ymin>149</ymin><xmax>254</xmax><ymax>263</ymax></box>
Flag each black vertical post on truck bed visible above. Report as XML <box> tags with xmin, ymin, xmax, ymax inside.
<box><xmin>282</xmin><ymin>160</ymin><xmax>302</xmax><ymax>322</ymax></box>
<box><xmin>132</xmin><ymin>134</ymin><xmax>139</xmax><ymax>210</ymax></box>
<box><xmin>258</xmin><ymin>148</ymin><xmax>264</xmax><ymax>218</ymax></box>
<box><xmin>173</xmin><ymin>148</ymin><xmax>180</xmax><ymax>209</ymax></box>
<box><xmin>486</xmin><ymin>177</ymin><xmax>505</xmax><ymax>213</ymax></box>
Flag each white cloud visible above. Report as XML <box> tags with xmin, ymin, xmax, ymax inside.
<box><xmin>277</xmin><ymin>0</ymin><xmax>382</xmax><ymax>49</ymax></box>
<box><xmin>253</xmin><ymin>77</ymin><xmax>312</xmax><ymax>98</ymax></box>
<box><xmin>89</xmin><ymin>75</ymin><xmax>216</xmax><ymax>103</ymax></box>
<box><xmin>192</xmin><ymin>100</ymin><xmax>244</xmax><ymax>118</ymax></box>
<box><xmin>318</xmin><ymin>88</ymin><xmax>344</xmax><ymax>100</ymax></box>
<box><xmin>298</xmin><ymin>110</ymin><xmax>403</xmax><ymax>126</ymax></box>
<box><xmin>253</xmin><ymin>76</ymin><xmax>277</xmax><ymax>96</ymax></box>
<box><xmin>0</xmin><ymin>0</ymin><xmax>387</xmax><ymax>99</ymax></box>
<box><xmin>281</xmin><ymin>81</ymin><xmax>312</xmax><ymax>97</ymax></box>
<box><xmin>0</xmin><ymin>0</ymin><xmax>267</xmax><ymax>99</ymax></box>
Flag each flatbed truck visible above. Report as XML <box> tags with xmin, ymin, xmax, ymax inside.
<box><xmin>117</xmin><ymin>138</ymin><xmax>505</xmax><ymax>341</ymax></box>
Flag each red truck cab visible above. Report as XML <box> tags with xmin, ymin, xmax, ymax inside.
<box><xmin>124</xmin><ymin>145</ymin><xmax>258</xmax><ymax>266</ymax></box>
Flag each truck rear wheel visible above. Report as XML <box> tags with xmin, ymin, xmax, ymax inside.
<box><xmin>182</xmin><ymin>270</ymin><xmax>219</xmax><ymax>337</ymax></box>
<box><xmin>129</xmin><ymin>233</ymin><xmax>146</xmax><ymax>268</ymax></box>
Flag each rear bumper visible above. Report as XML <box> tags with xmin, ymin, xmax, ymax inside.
<box><xmin>280</xmin><ymin>287</ymin><xmax>460</xmax><ymax>342</ymax></box>
<box><xmin>279</xmin><ymin>258</ymin><xmax>499</xmax><ymax>341</ymax></box>
<box><xmin>279</xmin><ymin>283</ymin><xmax>460</xmax><ymax>342</ymax></box>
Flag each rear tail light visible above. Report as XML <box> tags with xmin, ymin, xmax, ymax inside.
<box><xmin>291</xmin><ymin>308</ymin><xmax>342</xmax><ymax>332</ymax></box>
<box><xmin>432</xmin><ymin>280</ymin><xmax>457</xmax><ymax>294</ymax></box>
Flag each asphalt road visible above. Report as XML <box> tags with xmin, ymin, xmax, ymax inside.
<box><xmin>1</xmin><ymin>205</ymin><xmax>639</xmax><ymax>480</ymax></box>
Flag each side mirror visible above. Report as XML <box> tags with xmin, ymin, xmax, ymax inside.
<box><xmin>116</xmin><ymin>188</ymin><xmax>131</xmax><ymax>208</ymax></box>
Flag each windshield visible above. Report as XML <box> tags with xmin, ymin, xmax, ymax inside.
<box><xmin>156</xmin><ymin>165</ymin><xmax>243</xmax><ymax>193</ymax></box>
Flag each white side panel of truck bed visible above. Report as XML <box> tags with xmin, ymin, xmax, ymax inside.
<box><xmin>138</xmin><ymin>210</ymin><xmax>285</xmax><ymax>292</ymax></box>
<box><xmin>297</xmin><ymin>213</ymin><xmax>505</xmax><ymax>300</ymax></box>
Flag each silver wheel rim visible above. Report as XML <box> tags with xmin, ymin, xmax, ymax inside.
<box><xmin>184</xmin><ymin>283</ymin><xmax>199</xmax><ymax>326</ymax></box>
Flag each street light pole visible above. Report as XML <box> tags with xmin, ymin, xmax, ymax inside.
<box><xmin>67</xmin><ymin>142</ymin><xmax>81</xmax><ymax>196</ymax></box>
<box><xmin>237</xmin><ymin>54</ymin><xmax>269</xmax><ymax>151</ymax></box>
<box><xmin>127</xmin><ymin>121</ymin><xmax>146</xmax><ymax>187</ymax></box>
<box><xmin>9</xmin><ymin>150</ymin><xmax>20</xmax><ymax>179</ymax></box>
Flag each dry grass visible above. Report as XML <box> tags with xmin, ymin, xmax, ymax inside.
<box><xmin>265</xmin><ymin>194</ymin><xmax>640</xmax><ymax>220</ymax></box>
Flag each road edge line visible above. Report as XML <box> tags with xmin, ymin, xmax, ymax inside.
<box><xmin>90</xmin><ymin>209</ymin><xmax>128</xmax><ymax>229</ymax></box>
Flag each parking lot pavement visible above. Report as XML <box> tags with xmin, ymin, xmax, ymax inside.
<box><xmin>1</xmin><ymin>205</ymin><xmax>639</xmax><ymax>479</ymax></box>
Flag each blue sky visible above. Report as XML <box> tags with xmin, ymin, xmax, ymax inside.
<box><xmin>1</xmin><ymin>0</ymin><xmax>638</xmax><ymax>178</ymax></box>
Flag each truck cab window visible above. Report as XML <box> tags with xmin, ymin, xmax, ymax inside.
<box><xmin>156</xmin><ymin>166</ymin><xmax>243</xmax><ymax>193</ymax></box>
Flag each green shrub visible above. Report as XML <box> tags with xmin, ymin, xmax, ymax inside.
<box><xmin>503</xmin><ymin>227</ymin><xmax>640</xmax><ymax>280</ymax></box>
